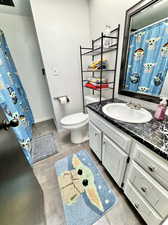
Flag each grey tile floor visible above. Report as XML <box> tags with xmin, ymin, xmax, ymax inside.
<box><xmin>32</xmin><ymin>120</ymin><xmax>146</xmax><ymax>225</ymax></box>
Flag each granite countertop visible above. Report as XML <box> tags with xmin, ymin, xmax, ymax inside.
<box><xmin>87</xmin><ymin>99</ymin><xmax>168</xmax><ymax>161</ymax></box>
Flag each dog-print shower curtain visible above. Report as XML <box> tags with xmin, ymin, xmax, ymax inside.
<box><xmin>0</xmin><ymin>30</ymin><xmax>34</xmax><ymax>164</ymax></box>
<box><xmin>125</xmin><ymin>18</ymin><xmax>168</xmax><ymax>96</ymax></box>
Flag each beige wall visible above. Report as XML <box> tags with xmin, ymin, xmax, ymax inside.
<box><xmin>30</xmin><ymin>0</ymin><xmax>90</xmax><ymax>129</ymax></box>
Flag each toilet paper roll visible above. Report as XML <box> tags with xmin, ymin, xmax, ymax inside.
<box><xmin>59</xmin><ymin>96</ymin><xmax>68</xmax><ymax>104</ymax></box>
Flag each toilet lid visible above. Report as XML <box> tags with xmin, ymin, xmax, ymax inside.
<box><xmin>61</xmin><ymin>113</ymin><xmax>88</xmax><ymax>126</ymax></box>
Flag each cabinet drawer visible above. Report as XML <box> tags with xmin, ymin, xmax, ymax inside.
<box><xmin>133</xmin><ymin>143</ymin><xmax>168</xmax><ymax>191</ymax></box>
<box><xmin>128</xmin><ymin>162</ymin><xmax>168</xmax><ymax>218</ymax></box>
<box><xmin>102</xmin><ymin>135</ymin><xmax>127</xmax><ymax>187</ymax></box>
<box><xmin>88</xmin><ymin>109</ymin><xmax>131</xmax><ymax>154</ymax></box>
<box><xmin>124</xmin><ymin>180</ymin><xmax>162</xmax><ymax>225</ymax></box>
<box><xmin>89</xmin><ymin>122</ymin><xmax>102</xmax><ymax>160</ymax></box>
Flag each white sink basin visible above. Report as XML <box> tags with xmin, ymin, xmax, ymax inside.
<box><xmin>102</xmin><ymin>103</ymin><xmax>153</xmax><ymax>123</ymax></box>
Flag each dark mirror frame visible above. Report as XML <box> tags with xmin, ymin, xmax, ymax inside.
<box><xmin>119</xmin><ymin>0</ymin><xmax>162</xmax><ymax>104</ymax></box>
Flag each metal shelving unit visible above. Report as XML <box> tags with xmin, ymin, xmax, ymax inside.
<box><xmin>80</xmin><ymin>24</ymin><xmax>120</xmax><ymax>113</ymax></box>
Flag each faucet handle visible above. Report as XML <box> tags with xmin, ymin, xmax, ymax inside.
<box><xmin>127</xmin><ymin>102</ymin><xmax>142</xmax><ymax>110</ymax></box>
<box><xmin>135</xmin><ymin>104</ymin><xmax>142</xmax><ymax>110</ymax></box>
<box><xmin>127</xmin><ymin>102</ymin><xmax>135</xmax><ymax>109</ymax></box>
<box><xmin>127</xmin><ymin>102</ymin><xmax>133</xmax><ymax>107</ymax></box>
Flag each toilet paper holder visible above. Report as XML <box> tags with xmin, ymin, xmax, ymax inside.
<box><xmin>54</xmin><ymin>96</ymin><xmax>70</xmax><ymax>103</ymax></box>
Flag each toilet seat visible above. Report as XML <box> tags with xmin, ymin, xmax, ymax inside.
<box><xmin>61</xmin><ymin>113</ymin><xmax>88</xmax><ymax>129</ymax></box>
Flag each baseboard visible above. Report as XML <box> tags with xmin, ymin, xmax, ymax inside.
<box><xmin>34</xmin><ymin>116</ymin><xmax>53</xmax><ymax>124</ymax></box>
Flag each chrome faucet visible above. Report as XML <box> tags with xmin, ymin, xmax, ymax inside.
<box><xmin>127</xmin><ymin>102</ymin><xmax>142</xmax><ymax>110</ymax></box>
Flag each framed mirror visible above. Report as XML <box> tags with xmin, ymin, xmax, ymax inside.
<box><xmin>119</xmin><ymin>0</ymin><xmax>168</xmax><ymax>103</ymax></box>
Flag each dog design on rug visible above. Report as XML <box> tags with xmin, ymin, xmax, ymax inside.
<box><xmin>58</xmin><ymin>154</ymin><xmax>104</xmax><ymax>212</ymax></box>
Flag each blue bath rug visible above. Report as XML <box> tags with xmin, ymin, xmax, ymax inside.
<box><xmin>55</xmin><ymin>150</ymin><xmax>117</xmax><ymax>225</ymax></box>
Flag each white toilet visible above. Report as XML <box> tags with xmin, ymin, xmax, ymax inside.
<box><xmin>60</xmin><ymin>95</ymin><xmax>101</xmax><ymax>144</ymax></box>
<box><xmin>60</xmin><ymin>112</ymin><xmax>89</xmax><ymax>144</ymax></box>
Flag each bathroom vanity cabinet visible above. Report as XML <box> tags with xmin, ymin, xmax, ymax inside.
<box><xmin>88</xmin><ymin>108</ymin><xmax>168</xmax><ymax>225</ymax></box>
<box><xmin>88</xmin><ymin>108</ymin><xmax>131</xmax><ymax>187</ymax></box>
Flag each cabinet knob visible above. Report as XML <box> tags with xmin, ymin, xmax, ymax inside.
<box><xmin>141</xmin><ymin>187</ymin><xmax>147</xmax><ymax>193</ymax></box>
<box><xmin>148</xmin><ymin>166</ymin><xmax>156</xmax><ymax>172</ymax></box>
<box><xmin>134</xmin><ymin>203</ymin><xmax>139</xmax><ymax>209</ymax></box>
<box><xmin>103</xmin><ymin>141</ymin><xmax>106</xmax><ymax>145</ymax></box>
<box><xmin>95</xmin><ymin>133</ymin><xmax>98</xmax><ymax>136</ymax></box>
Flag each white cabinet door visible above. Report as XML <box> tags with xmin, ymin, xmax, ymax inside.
<box><xmin>88</xmin><ymin>109</ymin><xmax>132</xmax><ymax>154</ymax></box>
<box><xmin>102</xmin><ymin>135</ymin><xmax>128</xmax><ymax>187</ymax></box>
<box><xmin>89</xmin><ymin>122</ymin><xmax>102</xmax><ymax>160</ymax></box>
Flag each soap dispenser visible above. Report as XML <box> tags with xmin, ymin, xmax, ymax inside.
<box><xmin>154</xmin><ymin>97</ymin><xmax>167</xmax><ymax>121</ymax></box>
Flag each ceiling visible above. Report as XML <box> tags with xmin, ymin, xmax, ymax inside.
<box><xmin>0</xmin><ymin>0</ymin><xmax>32</xmax><ymax>16</ymax></box>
